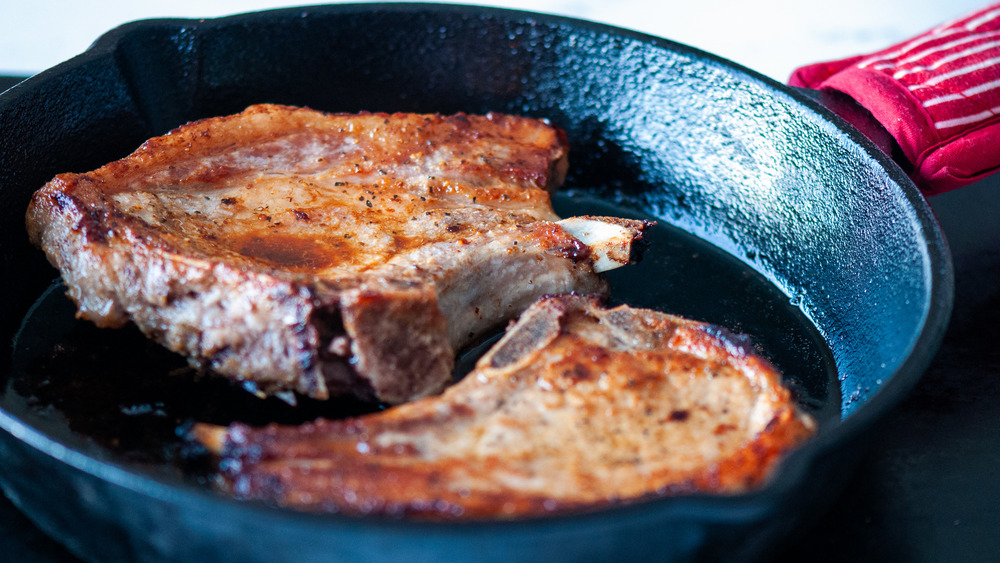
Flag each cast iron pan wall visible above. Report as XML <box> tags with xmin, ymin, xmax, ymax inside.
<box><xmin>0</xmin><ymin>4</ymin><xmax>952</xmax><ymax>562</ymax></box>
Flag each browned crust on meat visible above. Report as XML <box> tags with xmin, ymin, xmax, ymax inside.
<box><xmin>24</xmin><ymin>104</ymin><xmax>615</xmax><ymax>404</ymax></box>
<box><xmin>197</xmin><ymin>295</ymin><xmax>816</xmax><ymax>519</ymax></box>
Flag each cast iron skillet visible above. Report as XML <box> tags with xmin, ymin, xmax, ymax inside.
<box><xmin>0</xmin><ymin>3</ymin><xmax>953</xmax><ymax>562</ymax></box>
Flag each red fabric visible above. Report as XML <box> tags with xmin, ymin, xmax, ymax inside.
<box><xmin>790</xmin><ymin>3</ymin><xmax>1000</xmax><ymax>195</ymax></box>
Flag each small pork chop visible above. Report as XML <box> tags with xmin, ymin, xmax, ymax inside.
<box><xmin>195</xmin><ymin>294</ymin><xmax>816</xmax><ymax>519</ymax></box>
<box><xmin>26</xmin><ymin>104</ymin><xmax>650</xmax><ymax>404</ymax></box>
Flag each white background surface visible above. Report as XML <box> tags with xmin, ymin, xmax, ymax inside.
<box><xmin>0</xmin><ymin>1</ymin><xmax>993</xmax><ymax>82</ymax></box>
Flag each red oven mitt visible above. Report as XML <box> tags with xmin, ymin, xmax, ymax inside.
<box><xmin>790</xmin><ymin>3</ymin><xmax>1000</xmax><ymax>195</ymax></box>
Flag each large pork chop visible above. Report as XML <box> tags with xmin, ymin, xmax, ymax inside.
<box><xmin>195</xmin><ymin>294</ymin><xmax>816</xmax><ymax>518</ymax></box>
<box><xmin>26</xmin><ymin>104</ymin><xmax>650</xmax><ymax>403</ymax></box>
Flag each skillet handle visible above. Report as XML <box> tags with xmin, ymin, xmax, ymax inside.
<box><xmin>789</xmin><ymin>3</ymin><xmax>1000</xmax><ymax>195</ymax></box>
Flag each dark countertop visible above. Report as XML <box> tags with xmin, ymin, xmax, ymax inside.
<box><xmin>2</xmin><ymin>70</ymin><xmax>998</xmax><ymax>561</ymax></box>
<box><xmin>775</xmin><ymin>170</ymin><xmax>1000</xmax><ymax>562</ymax></box>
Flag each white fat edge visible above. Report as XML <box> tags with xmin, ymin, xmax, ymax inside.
<box><xmin>556</xmin><ymin>217</ymin><xmax>633</xmax><ymax>273</ymax></box>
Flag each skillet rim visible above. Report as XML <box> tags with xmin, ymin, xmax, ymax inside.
<box><xmin>0</xmin><ymin>0</ymin><xmax>955</xmax><ymax>547</ymax></box>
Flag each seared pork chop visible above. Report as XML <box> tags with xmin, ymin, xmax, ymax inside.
<box><xmin>26</xmin><ymin>104</ymin><xmax>650</xmax><ymax>403</ymax></box>
<box><xmin>195</xmin><ymin>294</ymin><xmax>816</xmax><ymax>518</ymax></box>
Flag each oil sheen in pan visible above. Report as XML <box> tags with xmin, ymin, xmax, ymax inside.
<box><xmin>3</xmin><ymin>193</ymin><xmax>839</xmax><ymax>485</ymax></box>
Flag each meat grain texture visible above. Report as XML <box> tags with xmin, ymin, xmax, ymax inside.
<box><xmin>196</xmin><ymin>295</ymin><xmax>816</xmax><ymax>518</ymax></box>
<box><xmin>25</xmin><ymin>104</ymin><xmax>648</xmax><ymax>403</ymax></box>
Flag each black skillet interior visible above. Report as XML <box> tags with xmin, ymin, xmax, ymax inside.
<box><xmin>0</xmin><ymin>4</ymin><xmax>952</xmax><ymax>563</ymax></box>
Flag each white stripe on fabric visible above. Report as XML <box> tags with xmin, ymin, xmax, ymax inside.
<box><xmin>965</xmin><ymin>7</ymin><xmax>1000</xmax><ymax>31</ymax></box>
<box><xmin>963</xmin><ymin>76</ymin><xmax>1000</xmax><ymax>96</ymax></box>
<box><xmin>909</xmin><ymin>55</ymin><xmax>1000</xmax><ymax>90</ymax></box>
<box><xmin>923</xmin><ymin>93</ymin><xmax>966</xmax><ymax>107</ymax></box>
<box><xmin>858</xmin><ymin>8</ymin><xmax>1000</xmax><ymax>70</ymax></box>
<box><xmin>893</xmin><ymin>39</ymin><xmax>1000</xmax><ymax>79</ymax></box>
<box><xmin>922</xmin><ymin>78</ymin><xmax>1000</xmax><ymax>107</ymax></box>
<box><xmin>857</xmin><ymin>27</ymin><xmax>962</xmax><ymax>69</ymax></box>
<box><xmin>934</xmin><ymin>106</ymin><xmax>1000</xmax><ymax>129</ymax></box>
<box><xmin>894</xmin><ymin>30</ymin><xmax>1000</xmax><ymax>69</ymax></box>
